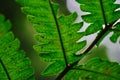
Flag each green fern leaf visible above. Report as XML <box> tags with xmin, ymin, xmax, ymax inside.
<box><xmin>0</xmin><ymin>15</ymin><xmax>34</xmax><ymax>80</ymax></box>
<box><xmin>16</xmin><ymin>0</ymin><xmax>86</xmax><ymax>75</ymax></box>
<box><xmin>16</xmin><ymin>0</ymin><xmax>120</xmax><ymax>80</ymax></box>
<box><xmin>76</xmin><ymin>0</ymin><xmax>120</xmax><ymax>43</ymax></box>
<box><xmin>65</xmin><ymin>58</ymin><xmax>120</xmax><ymax>80</ymax></box>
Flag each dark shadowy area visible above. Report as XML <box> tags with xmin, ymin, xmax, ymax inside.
<box><xmin>52</xmin><ymin>0</ymin><xmax>70</xmax><ymax>15</ymax></box>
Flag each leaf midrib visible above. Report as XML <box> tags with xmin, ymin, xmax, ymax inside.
<box><xmin>100</xmin><ymin>0</ymin><xmax>108</xmax><ymax>26</ymax></box>
<box><xmin>49</xmin><ymin>0</ymin><xmax>68</xmax><ymax>67</ymax></box>
<box><xmin>0</xmin><ymin>59</ymin><xmax>11</xmax><ymax>80</ymax></box>
<box><xmin>72</xmin><ymin>68</ymin><xmax>119</xmax><ymax>79</ymax></box>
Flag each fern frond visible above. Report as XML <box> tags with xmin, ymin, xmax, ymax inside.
<box><xmin>65</xmin><ymin>58</ymin><xmax>120</xmax><ymax>80</ymax></box>
<box><xmin>16</xmin><ymin>0</ymin><xmax>86</xmax><ymax>76</ymax></box>
<box><xmin>0</xmin><ymin>15</ymin><xmax>34</xmax><ymax>80</ymax></box>
<box><xmin>76</xmin><ymin>0</ymin><xmax>120</xmax><ymax>43</ymax></box>
<box><xmin>16</xmin><ymin>0</ymin><xmax>120</xmax><ymax>80</ymax></box>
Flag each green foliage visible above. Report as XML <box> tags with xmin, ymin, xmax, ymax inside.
<box><xmin>65</xmin><ymin>58</ymin><xmax>120</xmax><ymax>80</ymax></box>
<box><xmin>42</xmin><ymin>61</ymin><xmax>65</xmax><ymax>75</ymax></box>
<box><xmin>0</xmin><ymin>15</ymin><xmax>34</xmax><ymax>80</ymax></box>
<box><xmin>16</xmin><ymin>0</ymin><xmax>120</xmax><ymax>80</ymax></box>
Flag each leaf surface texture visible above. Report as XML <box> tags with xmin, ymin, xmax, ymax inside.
<box><xmin>65</xmin><ymin>58</ymin><xmax>120</xmax><ymax>80</ymax></box>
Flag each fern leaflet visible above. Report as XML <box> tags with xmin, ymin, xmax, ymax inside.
<box><xmin>0</xmin><ymin>15</ymin><xmax>34</xmax><ymax>80</ymax></box>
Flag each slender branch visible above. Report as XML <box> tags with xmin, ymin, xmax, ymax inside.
<box><xmin>49</xmin><ymin>0</ymin><xmax>68</xmax><ymax>67</ymax></box>
<box><xmin>71</xmin><ymin>68</ymin><xmax>119</xmax><ymax>79</ymax></box>
<box><xmin>70</xmin><ymin>19</ymin><xmax>117</xmax><ymax>70</ymax></box>
<box><xmin>81</xmin><ymin>0</ymin><xmax>108</xmax><ymax>54</ymax></box>
<box><xmin>55</xmin><ymin>67</ymin><xmax>71</xmax><ymax>80</ymax></box>
<box><xmin>55</xmin><ymin>56</ymin><xmax>80</xmax><ymax>80</ymax></box>
<box><xmin>0</xmin><ymin>59</ymin><xmax>11</xmax><ymax>80</ymax></box>
<box><xmin>74</xmin><ymin>0</ymin><xmax>109</xmax><ymax>55</ymax></box>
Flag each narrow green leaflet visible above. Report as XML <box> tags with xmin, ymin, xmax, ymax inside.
<box><xmin>42</xmin><ymin>61</ymin><xmax>65</xmax><ymax>75</ymax></box>
<box><xmin>65</xmin><ymin>58</ymin><xmax>120</xmax><ymax>80</ymax></box>
<box><xmin>0</xmin><ymin>15</ymin><xmax>34</xmax><ymax>80</ymax></box>
<box><xmin>16</xmin><ymin>0</ymin><xmax>86</xmax><ymax>76</ymax></box>
<box><xmin>76</xmin><ymin>0</ymin><xmax>120</xmax><ymax>43</ymax></box>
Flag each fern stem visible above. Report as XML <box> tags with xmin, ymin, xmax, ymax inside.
<box><xmin>55</xmin><ymin>58</ymin><xmax>79</xmax><ymax>80</ymax></box>
<box><xmin>55</xmin><ymin>67</ymin><xmax>71</xmax><ymax>80</ymax></box>
<box><xmin>82</xmin><ymin>19</ymin><xmax>117</xmax><ymax>54</ymax></box>
<box><xmin>80</xmin><ymin>0</ymin><xmax>109</xmax><ymax>54</ymax></box>
<box><xmin>55</xmin><ymin>61</ymin><xmax>79</xmax><ymax>80</ymax></box>
<box><xmin>82</xmin><ymin>26</ymin><xmax>110</xmax><ymax>54</ymax></box>
<box><xmin>72</xmin><ymin>68</ymin><xmax>119</xmax><ymax>79</ymax></box>
<box><xmin>49</xmin><ymin>0</ymin><xmax>68</xmax><ymax>67</ymax></box>
<box><xmin>0</xmin><ymin>59</ymin><xmax>11</xmax><ymax>80</ymax></box>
